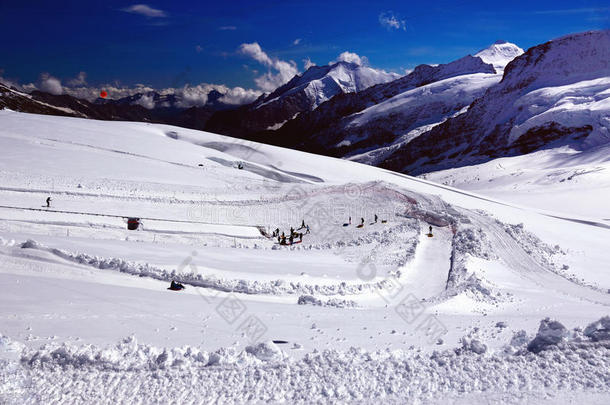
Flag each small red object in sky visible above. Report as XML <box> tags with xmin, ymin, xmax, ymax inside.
<box><xmin>100</xmin><ymin>90</ymin><xmax>108</xmax><ymax>99</ymax></box>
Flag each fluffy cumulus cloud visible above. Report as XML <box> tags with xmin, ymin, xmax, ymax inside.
<box><xmin>1</xmin><ymin>71</ymin><xmax>261</xmax><ymax>107</ymax></box>
<box><xmin>379</xmin><ymin>11</ymin><xmax>406</xmax><ymax>31</ymax></box>
<box><xmin>122</xmin><ymin>4</ymin><xmax>167</xmax><ymax>18</ymax></box>
<box><xmin>239</xmin><ymin>42</ymin><xmax>299</xmax><ymax>92</ymax></box>
<box><xmin>332</xmin><ymin>51</ymin><xmax>368</xmax><ymax>66</ymax></box>
<box><xmin>39</xmin><ymin>73</ymin><xmax>63</xmax><ymax>95</ymax></box>
<box><xmin>168</xmin><ymin>84</ymin><xmax>261</xmax><ymax>107</ymax></box>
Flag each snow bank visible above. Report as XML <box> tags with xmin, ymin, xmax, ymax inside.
<box><xmin>18</xmin><ymin>239</ymin><xmax>388</xmax><ymax>296</ymax></box>
<box><xmin>8</xmin><ymin>317</ymin><xmax>610</xmax><ymax>403</ymax></box>
<box><xmin>297</xmin><ymin>295</ymin><xmax>359</xmax><ymax>308</ymax></box>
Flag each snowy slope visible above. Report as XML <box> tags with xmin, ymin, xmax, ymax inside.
<box><xmin>382</xmin><ymin>30</ymin><xmax>610</xmax><ymax>175</ymax></box>
<box><xmin>0</xmin><ymin>111</ymin><xmax>609</xmax><ymax>403</ymax></box>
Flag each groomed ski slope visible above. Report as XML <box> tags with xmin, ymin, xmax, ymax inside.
<box><xmin>0</xmin><ymin>110</ymin><xmax>608</xmax><ymax>404</ymax></box>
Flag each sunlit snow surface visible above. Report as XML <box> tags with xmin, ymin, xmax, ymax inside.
<box><xmin>0</xmin><ymin>111</ymin><xmax>608</xmax><ymax>404</ymax></box>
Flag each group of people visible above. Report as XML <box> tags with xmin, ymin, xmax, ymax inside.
<box><xmin>272</xmin><ymin>220</ymin><xmax>310</xmax><ymax>245</ymax></box>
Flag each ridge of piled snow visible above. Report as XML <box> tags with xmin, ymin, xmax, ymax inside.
<box><xmin>4</xmin><ymin>317</ymin><xmax>609</xmax><ymax>403</ymax></box>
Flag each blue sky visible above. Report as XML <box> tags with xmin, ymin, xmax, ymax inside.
<box><xmin>1</xmin><ymin>0</ymin><xmax>608</xmax><ymax>98</ymax></box>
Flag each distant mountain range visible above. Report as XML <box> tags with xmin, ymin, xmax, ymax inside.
<box><xmin>2</xmin><ymin>30</ymin><xmax>608</xmax><ymax>177</ymax></box>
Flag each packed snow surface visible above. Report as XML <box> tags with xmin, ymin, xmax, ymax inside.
<box><xmin>0</xmin><ymin>110</ymin><xmax>608</xmax><ymax>403</ymax></box>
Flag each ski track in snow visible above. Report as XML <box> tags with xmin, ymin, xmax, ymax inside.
<box><xmin>0</xmin><ymin>111</ymin><xmax>609</xmax><ymax>403</ymax></box>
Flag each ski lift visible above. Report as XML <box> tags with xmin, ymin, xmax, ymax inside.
<box><xmin>127</xmin><ymin>217</ymin><xmax>141</xmax><ymax>230</ymax></box>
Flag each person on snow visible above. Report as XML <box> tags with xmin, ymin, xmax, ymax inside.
<box><xmin>289</xmin><ymin>234</ymin><xmax>294</xmax><ymax>245</ymax></box>
<box><xmin>374</xmin><ymin>214</ymin><xmax>378</xmax><ymax>223</ymax></box>
<box><xmin>301</xmin><ymin>220</ymin><xmax>305</xmax><ymax>229</ymax></box>
<box><xmin>169</xmin><ymin>280</ymin><xmax>185</xmax><ymax>291</ymax></box>
<box><xmin>429</xmin><ymin>225</ymin><xmax>432</xmax><ymax>234</ymax></box>
<box><xmin>349</xmin><ymin>216</ymin><xmax>351</xmax><ymax>225</ymax></box>
<box><xmin>277</xmin><ymin>235</ymin><xmax>281</xmax><ymax>244</ymax></box>
<box><xmin>305</xmin><ymin>225</ymin><xmax>310</xmax><ymax>234</ymax></box>
<box><xmin>46</xmin><ymin>196</ymin><xmax>51</xmax><ymax>207</ymax></box>
<box><xmin>360</xmin><ymin>218</ymin><xmax>364</xmax><ymax>226</ymax></box>
<box><xmin>299</xmin><ymin>233</ymin><xmax>303</xmax><ymax>242</ymax></box>
<box><xmin>281</xmin><ymin>235</ymin><xmax>286</xmax><ymax>245</ymax></box>
<box><xmin>290</xmin><ymin>227</ymin><xmax>294</xmax><ymax>236</ymax></box>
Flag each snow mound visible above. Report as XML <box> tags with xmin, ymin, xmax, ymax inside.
<box><xmin>297</xmin><ymin>295</ymin><xmax>359</xmax><ymax>308</ymax></box>
<box><xmin>527</xmin><ymin>318</ymin><xmax>569</xmax><ymax>353</ymax></box>
<box><xmin>0</xmin><ymin>334</ymin><xmax>25</xmax><ymax>354</ymax></box>
<box><xmin>20</xmin><ymin>336</ymin><xmax>287</xmax><ymax>371</ymax></box>
<box><xmin>245</xmin><ymin>341</ymin><xmax>285</xmax><ymax>362</ymax></box>
<box><xmin>584</xmin><ymin>316</ymin><xmax>610</xmax><ymax>342</ymax></box>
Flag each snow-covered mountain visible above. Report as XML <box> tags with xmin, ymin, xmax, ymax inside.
<box><xmin>381</xmin><ymin>30</ymin><xmax>610</xmax><ymax>175</ymax></box>
<box><xmin>474</xmin><ymin>40</ymin><xmax>524</xmax><ymax>72</ymax></box>
<box><xmin>204</xmin><ymin>61</ymin><xmax>400</xmax><ymax>136</ymax></box>
<box><xmin>270</xmin><ymin>46</ymin><xmax>509</xmax><ymax>157</ymax></box>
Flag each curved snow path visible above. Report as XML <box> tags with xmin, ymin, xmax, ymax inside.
<box><xmin>399</xmin><ymin>226</ymin><xmax>452</xmax><ymax>300</ymax></box>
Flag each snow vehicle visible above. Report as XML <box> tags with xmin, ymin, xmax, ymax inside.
<box><xmin>127</xmin><ymin>217</ymin><xmax>141</xmax><ymax>230</ymax></box>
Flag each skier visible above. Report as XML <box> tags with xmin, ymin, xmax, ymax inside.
<box><xmin>301</xmin><ymin>220</ymin><xmax>305</xmax><ymax>229</ymax></box>
<box><xmin>299</xmin><ymin>233</ymin><xmax>303</xmax><ymax>242</ymax></box>
<box><xmin>46</xmin><ymin>196</ymin><xmax>51</xmax><ymax>207</ymax></box>
<box><xmin>290</xmin><ymin>227</ymin><xmax>294</xmax><ymax>236</ymax></box>
<box><xmin>374</xmin><ymin>214</ymin><xmax>378</xmax><ymax>223</ymax></box>
<box><xmin>360</xmin><ymin>217</ymin><xmax>364</xmax><ymax>226</ymax></box>
<box><xmin>349</xmin><ymin>216</ymin><xmax>352</xmax><ymax>225</ymax></box>
<box><xmin>289</xmin><ymin>234</ymin><xmax>294</xmax><ymax>245</ymax></box>
<box><xmin>429</xmin><ymin>225</ymin><xmax>432</xmax><ymax>234</ymax></box>
<box><xmin>305</xmin><ymin>225</ymin><xmax>310</xmax><ymax>234</ymax></box>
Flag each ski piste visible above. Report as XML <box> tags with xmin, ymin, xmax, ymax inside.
<box><xmin>0</xmin><ymin>110</ymin><xmax>609</xmax><ymax>404</ymax></box>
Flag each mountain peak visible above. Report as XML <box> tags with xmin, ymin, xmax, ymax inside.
<box><xmin>475</xmin><ymin>41</ymin><xmax>524</xmax><ymax>71</ymax></box>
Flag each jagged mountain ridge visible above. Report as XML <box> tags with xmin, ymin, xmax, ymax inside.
<box><xmin>204</xmin><ymin>61</ymin><xmax>400</xmax><ymax>136</ymax></box>
<box><xmin>266</xmin><ymin>48</ymin><xmax>514</xmax><ymax>155</ymax></box>
<box><xmin>380</xmin><ymin>30</ymin><xmax>610</xmax><ymax>175</ymax></box>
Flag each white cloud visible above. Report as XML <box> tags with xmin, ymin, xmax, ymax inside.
<box><xmin>303</xmin><ymin>58</ymin><xmax>316</xmax><ymax>70</ymax></box>
<box><xmin>67</xmin><ymin>71</ymin><xmax>87</xmax><ymax>86</ymax></box>
<box><xmin>332</xmin><ymin>51</ymin><xmax>368</xmax><ymax>66</ymax></box>
<box><xmin>39</xmin><ymin>73</ymin><xmax>63</xmax><ymax>95</ymax></box>
<box><xmin>133</xmin><ymin>94</ymin><xmax>155</xmax><ymax>109</ymax></box>
<box><xmin>379</xmin><ymin>11</ymin><xmax>406</xmax><ymax>31</ymax></box>
<box><xmin>7</xmin><ymin>71</ymin><xmax>262</xmax><ymax>108</ymax></box>
<box><xmin>122</xmin><ymin>4</ymin><xmax>166</xmax><ymax>18</ymax></box>
<box><xmin>219</xmin><ymin>26</ymin><xmax>237</xmax><ymax>30</ymax></box>
<box><xmin>293</xmin><ymin>38</ymin><xmax>302</xmax><ymax>45</ymax></box>
<box><xmin>219</xmin><ymin>87</ymin><xmax>261</xmax><ymax>105</ymax></box>
<box><xmin>239</xmin><ymin>42</ymin><xmax>299</xmax><ymax>92</ymax></box>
